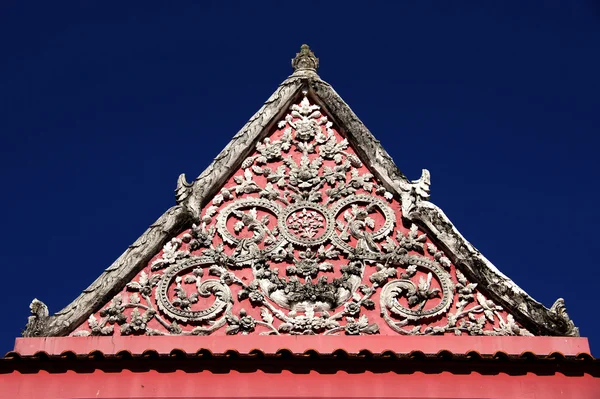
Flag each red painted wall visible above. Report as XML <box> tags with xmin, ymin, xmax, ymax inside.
<box><xmin>1</xmin><ymin>368</ymin><xmax>598</xmax><ymax>399</ymax></box>
<box><xmin>6</xmin><ymin>336</ymin><xmax>595</xmax><ymax>399</ymax></box>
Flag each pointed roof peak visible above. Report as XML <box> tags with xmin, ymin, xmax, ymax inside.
<box><xmin>291</xmin><ymin>44</ymin><xmax>319</xmax><ymax>76</ymax></box>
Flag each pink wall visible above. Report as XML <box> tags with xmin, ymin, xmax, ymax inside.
<box><xmin>2</xmin><ymin>368</ymin><xmax>598</xmax><ymax>399</ymax></box>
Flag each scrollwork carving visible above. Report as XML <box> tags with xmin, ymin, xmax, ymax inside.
<box><xmin>156</xmin><ymin>257</ymin><xmax>232</xmax><ymax>323</ymax></box>
<box><xmin>380</xmin><ymin>255</ymin><xmax>453</xmax><ymax>322</ymax></box>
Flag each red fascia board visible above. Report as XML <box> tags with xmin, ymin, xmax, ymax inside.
<box><xmin>1</xmin><ymin>367</ymin><xmax>599</xmax><ymax>399</ymax></box>
<box><xmin>13</xmin><ymin>335</ymin><xmax>591</xmax><ymax>357</ymax></box>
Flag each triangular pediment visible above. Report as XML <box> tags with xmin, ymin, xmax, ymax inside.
<box><xmin>24</xmin><ymin>45</ymin><xmax>577</xmax><ymax>339</ymax></box>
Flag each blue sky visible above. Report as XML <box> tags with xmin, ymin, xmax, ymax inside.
<box><xmin>1</xmin><ymin>1</ymin><xmax>599</xmax><ymax>353</ymax></box>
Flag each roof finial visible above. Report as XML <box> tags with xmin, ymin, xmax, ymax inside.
<box><xmin>292</xmin><ymin>44</ymin><xmax>319</xmax><ymax>75</ymax></box>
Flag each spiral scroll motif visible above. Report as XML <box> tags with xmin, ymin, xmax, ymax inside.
<box><xmin>380</xmin><ymin>256</ymin><xmax>453</xmax><ymax>321</ymax></box>
<box><xmin>156</xmin><ymin>256</ymin><xmax>232</xmax><ymax>323</ymax></box>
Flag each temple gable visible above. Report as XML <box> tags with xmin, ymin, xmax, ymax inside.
<box><xmin>24</xmin><ymin>45</ymin><xmax>577</xmax><ymax>339</ymax></box>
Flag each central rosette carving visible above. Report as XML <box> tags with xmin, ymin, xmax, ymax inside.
<box><xmin>279</xmin><ymin>203</ymin><xmax>334</xmax><ymax>246</ymax></box>
<box><xmin>288</xmin><ymin>209</ymin><xmax>325</xmax><ymax>239</ymax></box>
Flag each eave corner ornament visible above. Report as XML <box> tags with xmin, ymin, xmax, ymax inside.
<box><xmin>25</xmin><ymin>45</ymin><xmax>579</xmax><ymax>339</ymax></box>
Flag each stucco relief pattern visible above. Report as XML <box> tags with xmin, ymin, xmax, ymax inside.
<box><xmin>71</xmin><ymin>96</ymin><xmax>531</xmax><ymax>337</ymax></box>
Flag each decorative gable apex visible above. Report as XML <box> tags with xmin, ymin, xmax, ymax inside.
<box><xmin>24</xmin><ymin>45</ymin><xmax>578</xmax><ymax>339</ymax></box>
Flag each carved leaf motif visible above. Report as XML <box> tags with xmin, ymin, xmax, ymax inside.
<box><xmin>426</xmin><ymin>243</ymin><xmax>437</xmax><ymax>255</ymax></box>
<box><xmin>356</xmin><ymin>315</ymin><xmax>369</xmax><ymax>328</ymax></box>
<box><xmin>212</xmin><ymin>194</ymin><xmax>224</xmax><ymax>206</ymax></box>
<box><xmin>381</xmin><ymin>237</ymin><xmax>397</xmax><ymax>253</ymax></box>
<box><xmin>347</xmin><ymin>154</ymin><xmax>362</xmax><ymax>168</ymax></box>
<box><xmin>318</xmin><ymin>262</ymin><xmax>333</xmax><ymax>272</ymax></box>
<box><xmin>88</xmin><ymin>314</ymin><xmax>99</xmax><ymax>329</ymax></box>
<box><xmin>234</xmin><ymin>221</ymin><xmax>244</xmax><ymax>233</ymax></box>
<box><xmin>343</xmin><ymin>210</ymin><xmax>353</xmax><ymax>222</ymax></box>
<box><xmin>184</xmin><ymin>275</ymin><xmax>196</xmax><ymax>284</ymax></box>
<box><xmin>260</xmin><ymin>308</ymin><xmax>274</xmax><ymax>325</ymax></box>
<box><xmin>241</xmin><ymin>158</ymin><xmax>254</xmax><ymax>169</ymax></box>
<box><xmin>205</xmin><ymin>206</ymin><xmax>218</xmax><ymax>217</ymax></box>
<box><xmin>317</xmin><ymin>245</ymin><xmax>340</xmax><ymax>259</ymax></box>
<box><xmin>129</xmin><ymin>294</ymin><xmax>140</xmax><ymax>304</ymax></box>
<box><xmin>139</xmin><ymin>271</ymin><xmax>149</xmax><ymax>287</ymax></box>
<box><xmin>439</xmin><ymin>257</ymin><xmax>451</xmax><ymax>269</ymax></box>
<box><xmin>126</xmin><ymin>281</ymin><xmax>142</xmax><ymax>291</ymax></box>
<box><xmin>361</xmin><ymin>323</ymin><xmax>380</xmax><ymax>335</ymax></box>
<box><xmin>456</xmin><ymin>270</ymin><xmax>468</xmax><ymax>285</ymax></box>
<box><xmin>362</xmin><ymin>299</ymin><xmax>375</xmax><ymax>309</ymax></box>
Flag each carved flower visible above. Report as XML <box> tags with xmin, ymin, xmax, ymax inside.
<box><xmin>398</xmin><ymin>224</ymin><xmax>427</xmax><ymax>253</ymax></box>
<box><xmin>344</xmin><ymin>320</ymin><xmax>361</xmax><ymax>335</ymax></box>
<box><xmin>344</xmin><ymin>301</ymin><xmax>361</xmax><ymax>316</ymax></box>
<box><xmin>318</xmin><ymin>135</ymin><xmax>351</xmax><ymax>163</ymax></box>
<box><xmin>151</xmin><ymin>238</ymin><xmax>189</xmax><ymax>271</ymax></box>
<box><xmin>309</xmin><ymin>316</ymin><xmax>325</xmax><ymax>331</ymax></box>
<box><xmin>293</xmin><ymin>258</ymin><xmax>319</xmax><ymax>278</ymax></box>
<box><xmin>130</xmin><ymin>309</ymin><xmax>147</xmax><ymax>331</ymax></box>
<box><xmin>120</xmin><ymin>308</ymin><xmax>155</xmax><ymax>336</ymax></box>
<box><xmin>256</xmin><ymin>135</ymin><xmax>291</xmax><ymax>161</ymax></box>
<box><xmin>204</xmin><ymin>244</ymin><xmax>231</xmax><ymax>268</ymax></box>
<box><xmin>344</xmin><ymin>315</ymin><xmax>377</xmax><ymax>336</ymax></box>
<box><xmin>169</xmin><ymin>321</ymin><xmax>183</xmax><ymax>335</ymax></box>
<box><xmin>369</xmin><ymin>264</ymin><xmax>397</xmax><ymax>287</ymax></box>
<box><xmin>291</xmin><ymin>315</ymin><xmax>311</xmax><ymax>331</ymax></box>
<box><xmin>287</xmin><ymin>155</ymin><xmax>322</xmax><ymax>189</ymax></box>
<box><xmin>233</xmin><ymin>169</ymin><xmax>261</xmax><ymax>195</ymax></box>
<box><xmin>239</xmin><ymin>313</ymin><xmax>256</xmax><ymax>331</ymax></box>
<box><xmin>126</xmin><ymin>271</ymin><xmax>161</xmax><ymax>297</ymax></box>
<box><xmin>463</xmin><ymin>316</ymin><xmax>485</xmax><ymax>336</ymax></box>
<box><xmin>185</xmin><ymin>223</ymin><xmax>215</xmax><ymax>251</ymax></box>
<box><xmin>221</xmin><ymin>272</ymin><xmax>235</xmax><ymax>286</ymax></box>
<box><xmin>294</xmin><ymin>118</ymin><xmax>321</xmax><ymax>141</ymax></box>
<box><xmin>281</xmin><ymin>277</ymin><xmax>339</xmax><ymax>307</ymax></box>
<box><xmin>318</xmin><ymin>137</ymin><xmax>340</xmax><ymax>159</ymax></box>
<box><xmin>238</xmin><ymin>281</ymin><xmax>265</xmax><ymax>305</ymax></box>
<box><xmin>99</xmin><ymin>295</ymin><xmax>127</xmax><ymax>325</ymax></box>
<box><xmin>84</xmin><ymin>314</ymin><xmax>114</xmax><ymax>336</ymax></box>
<box><xmin>259</xmin><ymin>182</ymin><xmax>281</xmax><ymax>201</ymax></box>
<box><xmin>287</xmin><ymin>249</ymin><xmax>321</xmax><ymax>278</ymax></box>
<box><xmin>172</xmin><ymin>276</ymin><xmax>199</xmax><ymax>310</ymax></box>
<box><xmin>290</xmin><ymin>315</ymin><xmax>325</xmax><ymax>332</ymax></box>
<box><xmin>226</xmin><ymin>309</ymin><xmax>256</xmax><ymax>335</ymax></box>
<box><xmin>249</xmin><ymin>291</ymin><xmax>264</xmax><ymax>304</ymax></box>
<box><xmin>255</xmin><ymin>267</ymin><xmax>274</xmax><ymax>280</ymax></box>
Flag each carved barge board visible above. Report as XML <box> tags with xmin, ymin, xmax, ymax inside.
<box><xmin>24</xmin><ymin>45</ymin><xmax>578</xmax><ymax>338</ymax></box>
